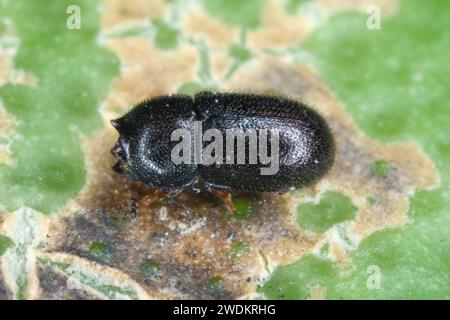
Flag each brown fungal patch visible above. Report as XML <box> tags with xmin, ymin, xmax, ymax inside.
<box><xmin>211</xmin><ymin>50</ymin><xmax>233</xmax><ymax>81</ymax></box>
<box><xmin>0</xmin><ymin>103</ymin><xmax>17</xmax><ymax>165</ymax></box>
<box><xmin>328</xmin><ymin>242</ymin><xmax>352</xmax><ymax>271</ymax></box>
<box><xmin>182</xmin><ymin>9</ymin><xmax>240</xmax><ymax>47</ymax></box>
<box><xmin>0</xmin><ymin>104</ymin><xmax>16</xmax><ymax>137</ymax></box>
<box><xmin>101</xmin><ymin>38</ymin><xmax>198</xmax><ymax>120</ymax></box>
<box><xmin>0</xmin><ymin>146</ymin><xmax>12</xmax><ymax>164</ymax></box>
<box><xmin>43</xmin><ymin>57</ymin><xmax>438</xmax><ymax>299</ymax></box>
<box><xmin>44</xmin><ymin>130</ymin><xmax>322</xmax><ymax>299</ymax></box>
<box><xmin>307</xmin><ymin>284</ymin><xmax>326</xmax><ymax>300</ymax></box>
<box><xmin>0</xmin><ymin>20</ymin><xmax>37</xmax><ymax>87</ymax></box>
<box><xmin>247</xmin><ymin>0</ymin><xmax>312</xmax><ymax>51</ymax></box>
<box><xmin>224</xmin><ymin>57</ymin><xmax>438</xmax><ymax>263</ymax></box>
<box><xmin>101</xmin><ymin>0</ymin><xmax>165</xmax><ymax>31</ymax></box>
<box><xmin>0</xmin><ymin>51</ymin><xmax>36</xmax><ymax>87</ymax></box>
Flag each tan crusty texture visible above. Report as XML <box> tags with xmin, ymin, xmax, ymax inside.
<box><xmin>37</xmin><ymin>60</ymin><xmax>436</xmax><ymax>299</ymax></box>
<box><xmin>0</xmin><ymin>61</ymin><xmax>437</xmax><ymax>300</ymax></box>
<box><xmin>46</xmin><ymin>127</ymin><xmax>320</xmax><ymax>299</ymax></box>
<box><xmin>0</xmin><ymin>0</ymin><xmax>437</xmax><ymax>300</ymax></box>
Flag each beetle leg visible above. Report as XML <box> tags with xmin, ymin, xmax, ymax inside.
<box><xmin>212</xmin><ymin>190</ymin><xmax>235</xmax><ymax>213</ymax></box>
<box><xmin>166</xmin><ymin>188</ymin><xmax>183</xmax><ymax>205</ymax></box>
<box><xmin>167</xmin><ymin>188</ymin><xmax>182</xmax><ymax>197</ymax></box>
<box><xmin>130</xmin><ymin>198</ymin><xmax>137</xmax><ymax>219</ymax></box>
<box><xmin>124</xmin><ymin>184</ymin><xmax>140</xmax><ymax>219</ymax></box>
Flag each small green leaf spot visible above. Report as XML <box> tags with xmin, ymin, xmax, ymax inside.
<box><xmin>370</xmin><ymin>160</ymin><xmax>391</xmax><ymax>177</ymax></box>
<box><xmin>230</xmin><ymin>240</ymin><xmax>249</xmax><ymax>257</ymax></box>
<box><xmin>232</xmin><ymin>197</ymin><xmax>253</xmax><ymax>220</ymax></box>
<box><xmin>319</xmin><ymin>243</ymin><xmax>329</xmax><ymax>256</ymax></box>
<box><xmin>94</xmin><ymin>285</ymin><xmax>138</xmax><ymax>300</ymax></box>
<box><xmin>138</xmin><ymin>259</ymin><xmax>161</xmax><ymax>280</ymax></box>
<box><xmin>207</xmin><ymin>275</ymin><xmax>225</xmax><ymax>292</ymax></box>
<box><xmin>0</xmin><ymin>235</ymin><xmax>13</xmax><ymax>256</ymax></box>
<box><xmin>87</xmin><ymin>242</ymin><xmax>114</xmax><ymax>264</ymax></box>
<box><xmin>367</xmin><ymin>196</ymin><xmax>377</xmax><ymax>205</ymax></box>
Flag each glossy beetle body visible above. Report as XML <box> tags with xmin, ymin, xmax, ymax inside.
<box><xmin>111</xmin><ymin>92</ymin><xmax>335</xmax><ymax>194</ymax></box>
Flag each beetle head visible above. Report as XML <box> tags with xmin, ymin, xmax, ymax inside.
<box><xmin>109</xmin><ymin>95</ymin><xmax>197</xmax><ymax>189</ymax></box>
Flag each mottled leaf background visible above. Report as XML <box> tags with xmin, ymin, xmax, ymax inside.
<box><xmin>0</xmin><ymin>0</ymin><xmax>448</xmax><ymax>299</ymax></box>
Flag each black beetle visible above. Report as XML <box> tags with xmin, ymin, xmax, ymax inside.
<box><xmin>111</xmin><ymin>92</ymin><xmax>335</xmax><ymax>201</ymax></box>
